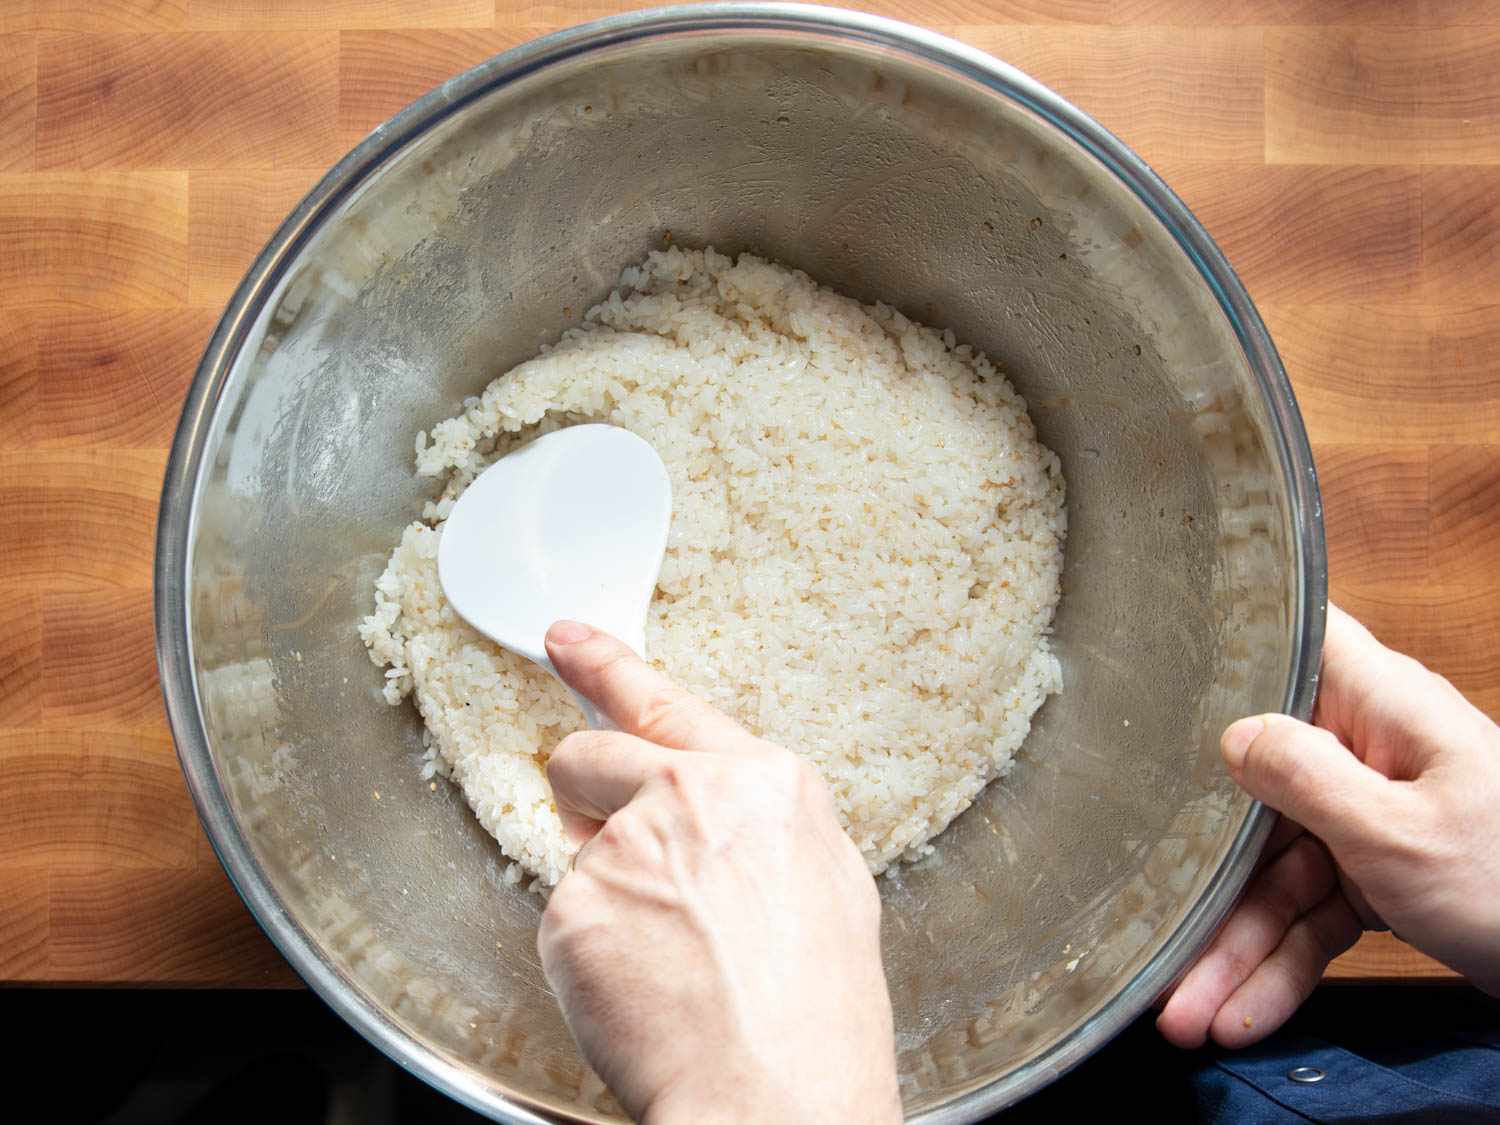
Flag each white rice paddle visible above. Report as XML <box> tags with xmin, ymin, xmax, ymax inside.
<box><xmin>436</xmin><ymin>424</ymin><xmax>672</xmax><ymax>731</ymax></box>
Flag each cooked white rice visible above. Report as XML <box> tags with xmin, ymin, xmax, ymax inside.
<box><xmin>361</xmin><ymin>247</ymin><xmax>1066</xmax><ymax>889</ymax></box>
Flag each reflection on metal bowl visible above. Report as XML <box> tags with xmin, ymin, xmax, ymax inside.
<box><xmin>155</xmin><ymin>6</ymin><xmax>1325</xmax><ymax>1122</ymax></box>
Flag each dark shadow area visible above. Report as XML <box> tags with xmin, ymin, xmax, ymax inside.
<box><xmin>1003</xmin><ymin>983</ymin><xmax>1499</xmax><ymax>1124</ymax></box>
<box><xmin>2</xmin><ymin>984</ymin><xmax>1494</xmax><ymax>1123</ymax></box>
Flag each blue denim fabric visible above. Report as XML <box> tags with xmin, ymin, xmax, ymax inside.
<box><xmin>1195</xmin><ymin>1032</ymin><xmax>1500</xmax><ymax>1122</ymax></box>
<box><xmin>995</xmin><ymin>987</ymin><xmax>1500</xmax><ymax>1124</ymax></box>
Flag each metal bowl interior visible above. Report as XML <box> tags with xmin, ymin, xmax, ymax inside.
<box><xmin>156</xmin><ymin>6</ymin><xmax>1325</xmax><ymax>1122</ymax></box>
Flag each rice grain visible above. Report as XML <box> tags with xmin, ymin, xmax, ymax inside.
<box><xmin>360</xmin><ymin>247</ymin><xmax>1065</xmax><ymax>888</ymax></box>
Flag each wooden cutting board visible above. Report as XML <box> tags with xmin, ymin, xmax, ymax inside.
<box><xmin>4</xmin><ymin>0</ymin><xmax>1494</xmax><ymax>988</ymax></box>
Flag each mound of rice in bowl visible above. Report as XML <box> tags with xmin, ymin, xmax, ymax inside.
<box><xmin>361</xmin><ymin>247</ymin><xmax>1066</xmax><ymax>890</ymax></box>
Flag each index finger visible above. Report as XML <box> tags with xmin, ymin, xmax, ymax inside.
<box><xmin>544</xmin><ymin>620</ymin><xmax>758</xmax><ymax>754</ymax></box>
<box><xmin>1156</xmin><ymin>834</ymin><xmax>1337</xmax><ymax>1049</ymax></box>
<box><xmin>547</xmin><ymin>729</ymin><xmax>674</xmax><ymax>844</ymax></box>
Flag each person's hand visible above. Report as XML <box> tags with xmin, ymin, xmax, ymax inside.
<box><xmin>535</xmin><ymin>620</ymin><xmax>902</xmax><ymax>1124</ymax></box>
<box><xmin>1157</xmin><ymin>604</ymin><xmax>1500</xmax><ymax>1049</ymax></box>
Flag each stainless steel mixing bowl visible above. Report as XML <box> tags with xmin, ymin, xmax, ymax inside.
<box><xmin>155</xmin><ymin>5</ymin><xmax>1326</xmax><ymax>1121</ymax></box>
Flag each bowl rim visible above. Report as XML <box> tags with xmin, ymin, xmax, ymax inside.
<box><xmin>154</xmin><ymin>5</ymin><xmax>1327</xmax><ymax>1122</ymax></box>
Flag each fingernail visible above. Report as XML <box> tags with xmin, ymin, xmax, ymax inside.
<box><xmin>1221</xmin><ymin>717</ymin><xmax>1265</xmax><ymax>772</ymax></box>
<box><xmin>547</xmin><ymin>620</ymin><xmax>592</xmax><ymax>645</ymax></box>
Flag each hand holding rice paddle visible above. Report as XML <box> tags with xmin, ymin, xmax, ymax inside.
<box><xmin>537</xmin><ymin>620</ymin><xmax>901</xmax><ymax>1125</ymax></box>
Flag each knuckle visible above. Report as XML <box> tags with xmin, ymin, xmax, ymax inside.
<box><xmin>1255</xmin><ymin>877</ymin><xmax>1304</xmax><ymax>929</ymax></box>
<box><xmin>596</xmin><ymin>815</ymin><xmax>632</xmax><ymax>850</ymax></box>
<box><xmin>1391</xmin><ymin>650</ymin><xmax>1430</xmax><ymax>682</ymax></box>
<box><xmin>589</xmin><ymin>728</ymin><xmax>635</xmax><ymax>752</ymax></box>
<box><xmin>618</xmin><ymin>804</ymin><xmax>677</xmax><ymax>864</ymax></box>
<box><xmin>1426</xmin><ymin>669</ymin><xmax>1470</xmax><ymax>714</ymax></box>
<box><xmin>735</xmin><ymin>749</ymin><xmax>815</xmax><ymax>812</ymax></box>
<box><xmin>769</xmin><ymin>747</ymin><xmax>815</xmax><ymax>790</ymax></box>
<box><xmin>633</xmin><ymin>686</ymin><xmax>690</xmax><ymax>738</ymax></box>
<box><xmin>1216</xmin><ymin>945</ymin><xmax>1258</xmax><ymax>988</ymax></box>
<box><xmin>1382</xmin><ymin>795</ymin><xmax>1448</xmax><ymax>868</ymax></box>
<box><xmin>1261</xmin><ymin>726</ymin><xmax>1339</xmax><ymax>811</ymax></box>
<box><xmin>593</xmin><ymin>808</ymin><xmax>657</xmax><ymax>859</ymax></box>
<box><xmin>1277</xmin><ymin>834</ymin><xmax>1333</xmax><ymax>895</ymax></box>
<box><xmin>768</xmin><ymin>752</ymin><xmax>836</xmax><ymax>828</ymax></box>
<box><xmin>548</xmin><ymin>729</ymin><xmax>624</xmax><ymax>787</ymax></box>
<box><xmin>658</xmin><ymin>758</ymin><xmax>689</xmax><ymax>793</ymax></box>
<box><xmin>650</xmin><ymin>757</ymin><xmax>716</xmax><ymax>812</ymax></box>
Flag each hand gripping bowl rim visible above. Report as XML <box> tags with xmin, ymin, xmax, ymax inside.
<box><xmin>154</xmin><ymin>5</ymin><xmax>1328</xmax><ymax>1122</ymax></box>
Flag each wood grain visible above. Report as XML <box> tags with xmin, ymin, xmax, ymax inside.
<box><xmin>16</xmin><ymin>1</ymin><xmax>190</xmax><ymax>33</ymax></box>
<box><xmin>491</xmin><ymin>0</ymin><xmax>1461</xmax><ymax>29</ymax></box>
<box><xmin>0</xmin><ymin>590</ymin><xmax>42</xmax><ymax>728</ymax></box>
<box><xmin>0</xmin><ymin>728</ymin><xmax>199</xmax><ymax>867</ymax></box>
<box><xmin>1334</xmin><ymin>585</ymin><xmax>1500</xmax><ymax>718</ymax></box>
<box><xmin>338</xmin><ymin>29</ymin><xmax>529</xmax><ymax>148</ymax></box>
<box><xmin>37</xmin><ymin>33</ymin><xmax>339</xmax><ymax>170</ymax></box>
<box><xmin>1267</xmin><ymin>27</ymin><xmax>1500</xmax><ymax>165</ymax></box>
<box><xmin>189</xmin><ymin>0</ymin><xmax>492</xmax><ymax>30</ymax></box>
<box><xmin>1265</xmin><ymin>304</ymin><xmax>1500</xmax><ymax>446</ymax></box>
<box><xmin>949</xmin><ymin>27</ymin><xmax>1263</xmax><ymax>165</ymax></box>
<box><xmin>1315</xmin><ymin>446</ymin><xmax>1430</xmax><ymax>586</ymax></box>
<box><xmin>1326</xmin><ymin>931</ymin><xmax>1456</xmax><ymax>982</ymax></box>
<box><xmin>25</xmin><ymin>309</ymin><xmax>214</xmax><ymax>445</ymax></box>
<box><xmin>843</xmin><ymin>0</ymin><xmax>1500</xmax><ymax>25</ymax></box>
<box><xmin>40</xmin><ymin>589</ymin><xmax>164</xmax><ymax>728</ymax></box>
<box><xmin>0</xmin><ymin>866</ymin><xmax>49</xmax><ymax>978</ymax></box>
<box><xmin>0</xmin><ymin>34</ymin><xmax>36</xmax><ymax>172</ymax></box>
<box><xmin>1429</xmin><ymin>446</ymin><xmax>1500</xmax><ymax>586</ymax></box>
<box><xmin>47</xmin><ymin>864</ymin><xmax>302</xmax><ymax>984</ymax></box>
<box><xmin>1162</xmin><ymin>165</ymin><xmax>1422</xmax><ymax>305</ymax></box>
<box><xmin>0</xmin><ymin>450</ymin><xmax>164</xmax><ymax>590</ymax></box>
<box><xmin>0</xmin><ymin>172</ymin><xmax>188</xmax><ymax>306</ymax></box>
<box><xmin>188</xmin><ymin>168</ymin><xmax>325</xmax><ymax>306</ymax></box>
<box><xmin>4</xmin><ymin>0</ymin><xmax>1487</xmax><ymax>990</ymax></box>
<box><xmin>491</xmin><ymin>0</ymin><xmax>652</xmax><ymax>28</ymax></box>
<box><xmin>1421</xmin><ymin>167</ymin><xmax>1500</xmax><ymax>303</ymax></box>
<box><xmin>0</xmin><ymin>310</ymin><xmax>36</xmax><ymax>446</ymax></box>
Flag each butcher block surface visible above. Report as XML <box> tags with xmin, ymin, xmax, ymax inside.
<box><xmin>4</xmin><ymin>0</ymin><xmax>1496</xmax><ymax>987</ymax></box>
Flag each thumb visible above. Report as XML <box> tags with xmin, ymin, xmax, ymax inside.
<box><xmin>1223</xmin><ymin>714</ymin><xmax>1402</xmax><ymax>861</ymax></box>
<box><xmin>544</xmin><ymin>620</ymin><xmax>752</xmax><ymax>753</ymax></box>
